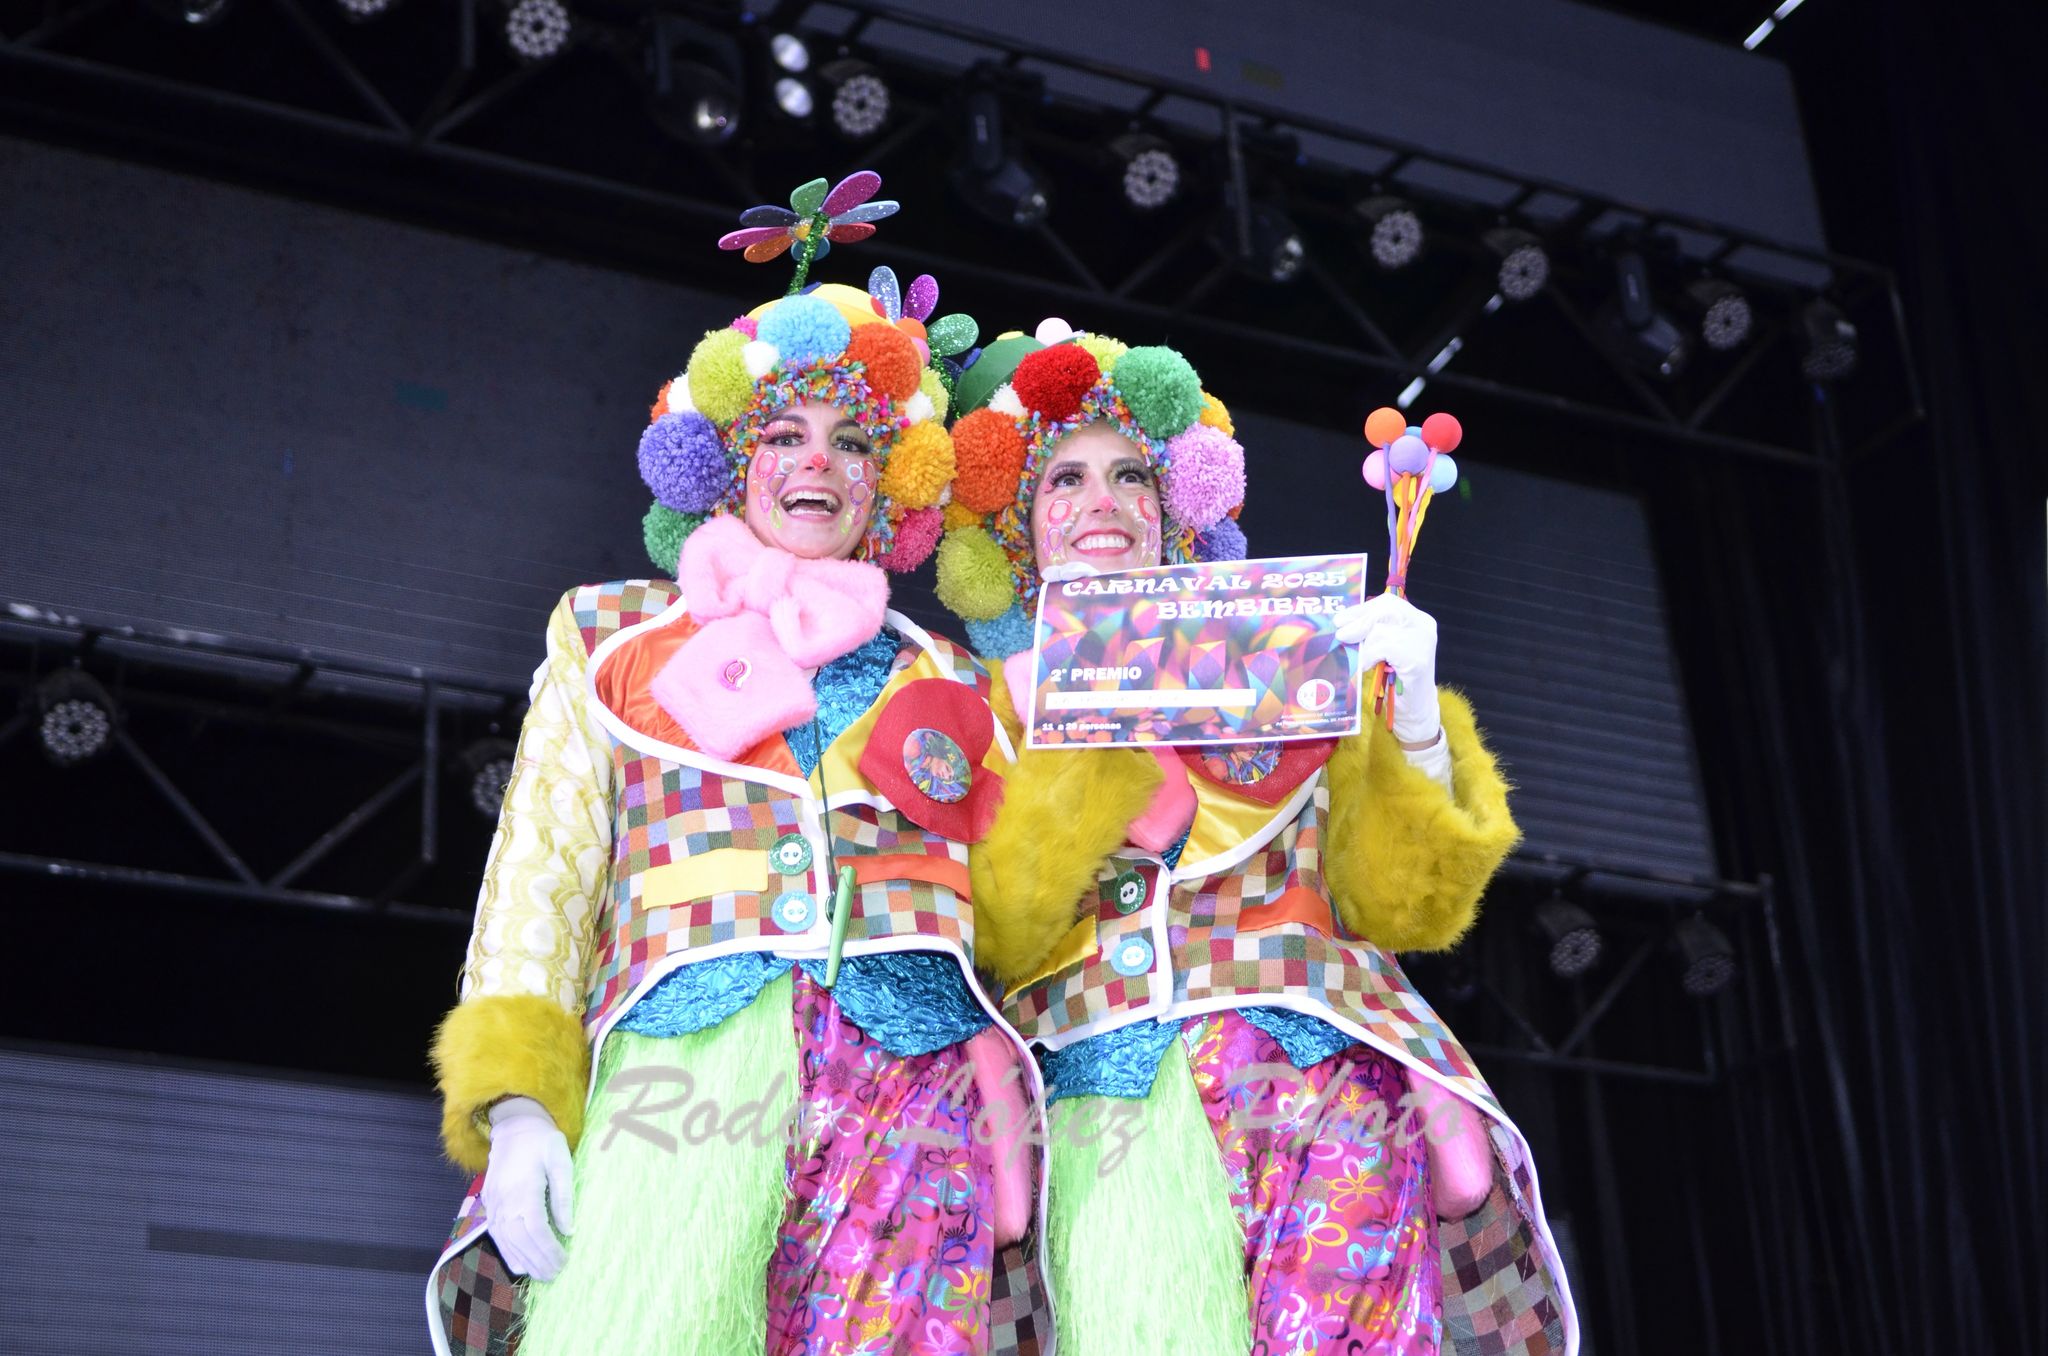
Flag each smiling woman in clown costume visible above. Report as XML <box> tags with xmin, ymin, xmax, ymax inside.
<box><xmin>423</xmin><ymin>174</ymin><xmax>1043</xmax><ymax>1356</ymax></box>
<box><xmin>937</xmin><ymin>322</ymin><xmax>1580</xmax><ymax>1356</ymax></box>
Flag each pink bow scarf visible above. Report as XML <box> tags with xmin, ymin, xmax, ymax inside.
<box><xmin>651</xmin><ymin>516</ymin><xmax>891</xmax><ymax>760</ymax></box>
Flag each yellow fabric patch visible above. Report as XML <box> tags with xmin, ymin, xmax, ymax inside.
<box><xmin>642</xmin><ymin>848</ymin><xmax>770</xmax><ymax>906</ymax></box>
<box><xmin>1180</xmin><ymin>778</ymin><xmax>1297</xmax><ymax>870</ymax></box>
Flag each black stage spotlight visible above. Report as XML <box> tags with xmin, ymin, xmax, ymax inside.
<box><xmin>142</xmin><ymin>0</ymin><xmax>233</xmax><ymax>23</ymax></box>
<box><xmin>1109</xmin><ymin>130</ymin><xmax>1181</xmax><ymax>212</ymax></box>
<box><xmin>1534</xmin><ymin>892</ymin><xmax>1602</xmax><ymax>979</ymax></box>
<box><xmin>461</xmin><ymin>738</ymin><xmax>519</xmax><ymax>821</ymax></box>
<box><xmin>37</xmin><ymin>670</ymin><xmax>116</xmax><ymax>767</ymax></box>
<box><xmin>1354</xmin><ymin>193</ymin><xmax>1425</xmax><ymax>270</ymax></box>
<box><xmin>1673</xmin><ymin>913</ymin><xmax>1738</xmax><ymax>997</ymax></box>
<box><xmin>337</xmin><ymin>0</ymin><xmax>396</xmax><ymax>18</ymax></box>
<box><xmin>1604</xmin><ymin>247</ymin><xmax>1691</xmax><ymax>379</ymax></box>
<box><xmin>1483</xmin><ymin>226</ymin><xmax>1549</xmax><ymax>303</ymax></box>
<box><xmin>952</xmin><ymin>87</ymin><xmax>1049</xmax><ymax>229</ymax></box>
<box><xmin>645</xmin><ymin>20</ymin><xmax>742</xmax><ymax>145</ymax></box>
<box><xmin>1439</xmin><ymin>948</ymin><xmax>1482</xmax><ymax>1005</ymax></box>
<box><xmin>1685</xmin><ymin>277</ymin><xmax>1753</xmax><ymax>352</ymax></box>
<box><xmin>506</xmin><ymin>0</ymin><xmax>570</xmax><ymax>62</ymax></box>
<box><xmin>1215</xmin><ymin>189</ymin><xmax>1304</xmax><ymax>284</ymax></box>
<box><xmin>1798</xmin><ymin>298</ymin><xmax>1859</xmax><ymax>380</ymax></box>
<box><xmin>758</xmin><ymin>30</ymin><xmax>817</xmax><ymax>123</ymax></box>
<box><xmin>819</xmin><ymin>58</ymin><xmax>891</xmax><ymax>140</ymax></box>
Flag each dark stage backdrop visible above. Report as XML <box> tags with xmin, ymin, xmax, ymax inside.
<box><xmin>0</xmin><ymin>133</ymin><xmax>1717</xmax><ymax>883</ymax></box>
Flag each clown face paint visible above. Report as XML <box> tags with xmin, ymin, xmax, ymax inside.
<box><xmin>1030</xmin><ymin>422</ymin><xmax>1163</xmax><ymax>576</ymax></box>
<box><xmin>743</xmin><ymin>400</ymin><xmax>880</xmax><ymax>561</ymax></box>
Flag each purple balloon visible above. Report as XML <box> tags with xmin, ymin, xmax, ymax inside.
<box><xmin>1429</xmin><ymin>453</ymin><xmax>1459</xmax><ymax>493</ymax></box>
<box><xmin>1389</xmin><ymin>433</ymin><xmax>1432</xmax><ymax>475</ymax></box>
<box><xmin>1361</xmin><ymin>448</ymin><xmax>1388</xmax><ymax>490</ymax></box>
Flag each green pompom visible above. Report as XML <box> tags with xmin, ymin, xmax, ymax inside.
<box><xmin>643</xmin><ymin>501</ymin><xmax>705</xmax><ymax>577</ymax></box>
<box><xmin>685</xmin><ymin>327</ymin><xmax>755</xmax><ymax>426</ymax></box>
<box><xmin>1113</xmin><ymin>345</ymin><xmax>1205</xmax><ymax>440</ymax></box>
<box><xmin>934</xmin><ymin>528</ymin><xmax>1017</xmax><ymax>622</ymax></box>
<box><xmin>919</xmin><ymin>368</ymin><xmax>951</xmax><ymax>423</ymax></box>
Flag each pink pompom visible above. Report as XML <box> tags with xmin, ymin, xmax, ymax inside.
<box><xmin>1422</xmin><ymin>412</ymin><xmax>1463</xmax><ymax>452</ymax></box>
<box><xmin>1161</xmin><ymin>424</ymin><xmax>1246</xmax><ymax>530</ymax></box>
<box><xmin>1362</xmin><ymin>448</ymin><xmax>1388</xmax><ymax>490</ymax></box>
<box><xmin>878</xmin><ymin>506</ymin><xmax>943</xmax><ymax>572</ymax></box>
<box><xmin>1389</xmin><ymin>433</ymin><xmax>1431</xmax><ymax>475</ymax></box>
<box><xmin>731</xmin><ymin>315</ymin><xmax>759</xmax><ymax>339</ymax></box>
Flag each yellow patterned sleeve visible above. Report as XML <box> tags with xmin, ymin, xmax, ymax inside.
<box><xmin>456</xmin><ymin>593</ymin><xmax>615</xmax><ymax>1012</ymax></box>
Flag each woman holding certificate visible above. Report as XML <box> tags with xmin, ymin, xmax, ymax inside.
<box><xmin>936</xmin><ymin>322</ymin><xmax>1579</xmax><ymax>1356</ymax></box>
<box><xmin>424</xmin><ymin>174</ymin><xmax>1045</xmax><ymax>1356</ymax></box>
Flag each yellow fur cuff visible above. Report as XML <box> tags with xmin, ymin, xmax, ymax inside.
<box><xmin>430</xmin><ymin>993</ymin><xmax>591</xmax><ymax>1174</ymax></box>
<box><xmin>972</xmin><ymin>745</ymin><xmax>1161</xmax><ymax>991</ymax></box>
<box><xmin>1325</xmin><ymin>688</ymin><xmax>1520</xmax><ymax>953</ymax></box>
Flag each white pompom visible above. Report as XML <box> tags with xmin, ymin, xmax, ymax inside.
<box><xmin>905</xmin><ymin>391</ymin><xmax>935</xmax><ymax>424</ymax></box>
<box><xmin>989</xmin><ymin>383</ymin><xmax>1026</xmax><ymax>417</ymax></box>
<box><xmin>666</xmin><ymin>372</ymin><xmax>696</xmax><ymax>415</ymax></box>
<box><xmin>742</xmin><ymin>340</ymin><xmax>780</xmax><ymax>380</ymax></box>
<box><xmin>937</xmin><ymin>483</ymin><xmax>953</xmax><ymax>506</ymax></box>
<box><xmin>1034</xmin><ymin>317</ymin><xmax>1076</xmax><ymax>345</ymax></box>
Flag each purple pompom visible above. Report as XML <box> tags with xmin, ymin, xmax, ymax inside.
<box><xmin>638</xmin><ymin>412</ymin><xmax>731</xmax><ymax>514</ymax></box>
<box><xmin>1161</xmin><ymin>424</ymin><xmax>1246</xmax><ymax>530</ymax></box>
<box><xmin>1195</xmin><ymin>517</ymin><xmax>1248</xmax><ymax>562</ymax></box>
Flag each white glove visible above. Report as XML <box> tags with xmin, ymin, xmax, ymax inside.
<box><xmin>482</xmin><ymin>1096</ymin><xmax>576</xmax><ymax>1281</ymax></box>
<box><xmin>1333</xmin><ymin>593</ymin><xmax>1453</xmax><ymax>791</ymax></box>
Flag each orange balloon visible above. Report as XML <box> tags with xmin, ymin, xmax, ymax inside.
<box><xmin>1364</xmin><ymin>407</ymin><xmax>1407</xmax><ymax>447</ymax></box>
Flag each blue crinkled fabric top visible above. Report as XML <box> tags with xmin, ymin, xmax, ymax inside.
<box><xmin>615</xmin><ymin>628</ymin><xmax>990</xmax><ymax>1055</ymax></box>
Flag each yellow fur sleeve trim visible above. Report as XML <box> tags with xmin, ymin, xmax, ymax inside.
<box><xmin>986</xmin><ymin>662</ymin><xmax>1026</xmax><ymax>749</ymax></box>
<box><xmin>1324</xmin><ymin>688</ymin><xmax>1520</xmax><ymax>953</ymax></box>
<box><xmin>971</xmin><ymin>745</ymin><xmax>1161</xmax><ymax>991</ymax></box>
<box><xmin>430</xmin><ymin>993</ymin><xmax>591</xmax><ymax>1173</ymax></box>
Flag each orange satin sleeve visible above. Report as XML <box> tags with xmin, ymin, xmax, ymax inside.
<box><xmin>592</xmin><ymin>613</ymin><xmax>802</xmax><ymax>779</ymax></box>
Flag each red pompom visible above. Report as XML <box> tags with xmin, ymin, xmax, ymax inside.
<box><xmin>951</xmin><ymin>409</ymin><xmax>1029</xmax><ymax>514</ymax></box>
<box><xmin>1011</xmin><ymin>344</ymin><xmax>1101</xmax><ymax>422</ymax></box>
<box><xmin>1421</xmin><ymin>412</ymin><xmax>1463</xmax><ymax>452</ymax></box>
<box><xmin>845</xmin><ymin>324</ymin><xmax>922</xmax><ymax>402</ymax></box>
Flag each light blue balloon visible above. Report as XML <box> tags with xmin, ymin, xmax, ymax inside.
<box><xmin>1429</xmin><ymin>453</ymin><xmax>1459</xmax><ymax>493</ymax></box>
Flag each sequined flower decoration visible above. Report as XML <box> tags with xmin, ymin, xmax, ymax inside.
<box><xmin>718</xmin><ymin>172</ymin><xmax>900</xmax><ymax>295</ymax></box>
<box><xmin>865</xmin><ymin>266</ymin><xmax>979</xmax><ymax>367</ymax></box>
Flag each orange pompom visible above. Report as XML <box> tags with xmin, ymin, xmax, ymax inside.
<box><xmin>1421</xmin><ymin>412</ymin><xmax>1463</xmax><ymax>452</ymax></box>
<box><xmin>1364</xmin><ymin>407</ymin><xmax>1407</xmax><ymax>447</ymax></box>
<box><xmin>845</xmin><ymin>324</ymin><xmax>922</xmax><ymax>401</ymax></box>
<box><xmin>951</xmin><ymin>408</ymin><xmax>1030</xmax><ymax>514</ymax></box>
<box><xmin>1228</xmin><ymin>502</ymin><xmax>1242</xmax><ymax>520</ymax></box>
<box><xmin>649</xmin><ymin>379</ymin><xmax>674</xmax><ymax>424</ymax></box>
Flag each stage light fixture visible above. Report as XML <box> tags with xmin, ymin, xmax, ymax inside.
<box><xmin>1798</xmin><ymin>298</ymin><xmax>1859</xmax><ymax>381</ymax></box>
<box><xmin>768</xmin><ymin>32</ymin><xmax>809</xmax><ymax>73</ymax></box>
<box><xmin>1354</xmin><ymin>194</ymin><xmax>1425</xmax><ymax>270</ymax></box>
<box><xmin>461</xmin><ymin>739</ymin><xmax>519</xmax><ymax>821</ymax></box>
<box><xmin>1603</xmin><ymin>247</ymin><xmax>1691</xmax><ymax>379</ymax></box>
<box><xmin>143</xmin><ymin>0</ymin><xmax>233</xmax><ymax>23</ymax></box>
<box><xmin>951</xmin><ymin>88</ymin><xmax>1049</xmax><ymax>229</ymax></box>
<box><xmin>1215</xmin><ymin>192</ymin><xmax>1304</xmax><ymax>284</ymax></box>
<box><xmin>1685</xmin><ymin>277</ymin><xmax>1753</xmax><ymax>351</ymax></box>
<box><xmin>36</xmin><ymin>671</ymin><xmax>116</xmax><ymax>767</ymax></box>
<box><xmin>820</xmin><ymin>59</ymin><xmax>890</xmax><ymax>140</ymax></box>
<box><xmin>1439</xmin><ymin>949</ymin><xmax>1481</xmax><ymax>1005</ymax></box>
<box><xmin>337</xmin><ymin>0</ymin><xmax>395</xmax><ymax>18</ymax></box>
<box><xmin>1484</xmin><ymin>226</ymin><xmax>1549</xmax><ymax>303</ymax></box>
<box><xmin>1109</xmin><ymin>131</ymin><xmax>1180</xmax><ymax>212</ymax></box>
<box><xmin>772</xmin><ymin>76</ymin><xmax>815</xmax><ymax>119</ymax></box>
<box><xmin>1673</xmin><ymin>913</ymin><xmax>1737</xmax><ymax>997</ymax></box>
<box><xmin>506</xmin><ymin>0</ymin><xmax>569</xmax><ymax>61</ymax></box>
<box><xmin>645</xmin><ymin>24</ymin><xmax>742</xmax><ymax>146</ymax></box>
<box><xmin>1534</xmin><ymin>892</ymin><xmax>1603</xmax><ymax>978</ymax></box>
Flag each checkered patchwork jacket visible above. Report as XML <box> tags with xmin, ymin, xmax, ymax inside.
<box><xmin>1002</xmin><ymin>736</ymin><xmax>1582</xmax><ymax>1356</ymax></box>
<box><xmin>427</xmin><ymin>580</ymin><xmax>1051</xmax><ymax>1356</ymax></box>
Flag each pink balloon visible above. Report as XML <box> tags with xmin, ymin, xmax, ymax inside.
<box><xmin>1361</xmin><ymin>449</ymin><xmax>1388</xmax><ymax>490</ymax></box>
<box><xmin>1389</xmin><ymin>433</ymin><xmax>1432</xmax><ymax>475</ymax></box>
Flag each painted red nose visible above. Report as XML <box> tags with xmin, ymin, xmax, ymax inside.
<box><xmin>1092</xmin><ymin>494</ymin><xmax>1118</xmax><ymax>514</ymax></box>
<box><xmin>805</xmin><ymin>452</ymin><xmax>830</xmax><ymax>473</ymax></box>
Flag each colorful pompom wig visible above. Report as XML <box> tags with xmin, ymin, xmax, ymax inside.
<box><xmin>934</xmin><ymin>319</ymin><xmax>1249</xmax><ymax>655</ymax></box>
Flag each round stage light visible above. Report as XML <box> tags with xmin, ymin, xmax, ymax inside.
<box><xmin>506</xmin><ymin>0</ymin><xmax>569</xmax><ymax>62</ymax></box>
<box><xmin>1355</xmin><ymin>194</ymin><xmax>1425</xmax><ymax>270</ymax></box>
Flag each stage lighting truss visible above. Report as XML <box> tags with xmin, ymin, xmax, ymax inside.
<box><xmin>36</xmin><ymin>670</ymin><xmax>116</xmax><ymax>766</ymax></box>
<box><xmin>1798</xmin><ymin>298</ymin><xmax>1859</xmax><ymax>381</ymax></box>
<box><xmin>505</xmin><ymin>0</ymin><xmax>569</xmax><ymax>63</ymax></box>
<box><xmin>1355</xmin><ymin>194</ymin><xmax>1425</xmax><ymax>270</ymax></box>
<box><xmin>1686</xmin><ymin>277</ymin><xmax>1754</xmax><ymax>351</ymax></box>
<box><xmin>1534</xmin><ymin>892</ymin><xmax>1603</xmax><ymax>979</ymax></box>
<box><xmin>1484</xmin><ymin>226</ymin><xmax>1550</xmax><ymax>303</ymax></box>
<box><xmin>1110</xmin><ymin>130</ymin><xmax>1181</xmax><ymax>212</ymax></box>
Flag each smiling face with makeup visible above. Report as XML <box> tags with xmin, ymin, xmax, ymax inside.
<box><xmin>1029</xmin><ymin>422</ymin><xmax>1164</xmax><ymax>577</ymax></box>
<box><xmin>742</xmin><ymin>400</ymin><xmax>881</xmax><ymax>560</ymax></box>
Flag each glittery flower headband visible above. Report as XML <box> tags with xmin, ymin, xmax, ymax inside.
<box><xmin>635</xmin><ymin>172</ymin><xmax>977</xmax><ymax>577</ymax></box>
<box><xmin>932</xmin><ymin>318</ymin><xmax>1247</xmax><ymax>656</ymax></box>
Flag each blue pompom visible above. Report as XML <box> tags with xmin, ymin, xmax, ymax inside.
<box><xmin>637</xmin><ymin>412</ymin><xmax>731</xmax><ymax>514</ymax></box>
<box><xmin>964</xmin><ymin>603</ymin><xmax>1036</xmax><ymax>660</ymax></box>
<box><xmin>1194</xmin><ymin>517</ymin><xmax>1248</xmax><ymax>563</ymax></box>
<box><xmin>757</xmin><ymin>294</ymin><xmax>851</xmax><ymax>367</ymax></box>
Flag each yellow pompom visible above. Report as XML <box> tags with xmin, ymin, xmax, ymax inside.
<box><xmin>934</xmin><ymin>528</ymin><xmax>1018</xmax><ymax>622</ymax></box>
<box><xmin>1076</xmin><ymin>334</ymin><xmax>1128</xmax><ymax>372</ymax></box>
<box><xmin>1198</xmin><ymin>391</ymin><xmax>1234</xmax><ymax>435</ymax></box>
<box><xmin>919</xmin><ymin>367</ymin><xmax>951</xmax><ymax>423</ymax></box>
<box><xmin>685</xmin><ymin>327</ymin><xmax>755</xmax><ymax>426</ymax></box>
<box><xmin>879</xmin><ymin>422</ymin><xmax>955</xmax><ymax>510</ymax></box>
<box><xmin>942</xmin><ymin>501</ymin><xmax>983</xmax><ymax>532</ymax></box>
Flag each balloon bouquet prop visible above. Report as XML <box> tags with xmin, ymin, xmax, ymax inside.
<box><xmin>1359</xmin><ymin>405</ymin><xmax>1463</xmax><ymax>732</ymax></box>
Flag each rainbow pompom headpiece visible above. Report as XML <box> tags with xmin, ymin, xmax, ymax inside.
<box><xmin>932</xmin><ymin>318</ymin><xmax>1248</xmax><ymax>656</ymax></box>
<box><xmin>636</xmin><ymin>173</ymin><xmax>971</xmax><ymax>577</ymax></box>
